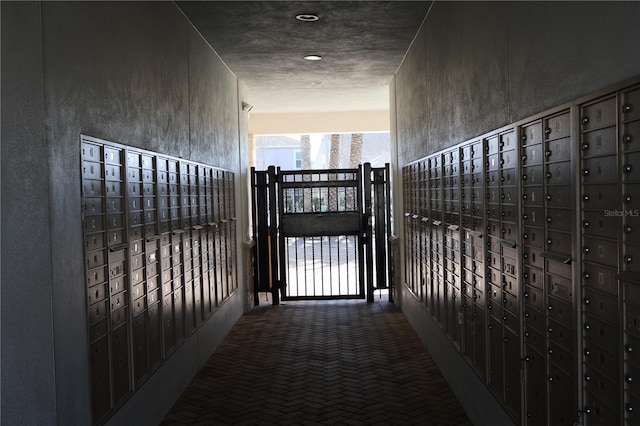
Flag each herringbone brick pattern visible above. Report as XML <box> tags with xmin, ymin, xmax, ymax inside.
<box><xmin>161</xmin><ymin>300</ymin><xmax>472</xmax><ymax>425</ymax></box>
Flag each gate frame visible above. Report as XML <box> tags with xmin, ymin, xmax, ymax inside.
<box><xmin>250</xmin><ymin>163</ymin><xmax>392</xmax><ymax>304</ymax></box>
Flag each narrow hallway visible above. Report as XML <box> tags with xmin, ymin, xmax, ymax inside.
<box><xmin>161</xmin><ymin>300</ymin><xmax>472</xmax><ymax>425</ymax></box>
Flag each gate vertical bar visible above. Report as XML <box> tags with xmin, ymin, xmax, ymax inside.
<box><xmin>373</xmin><ymin>164</ymin><xmax>389</xmax><ymax>298</ymax></box>
<box><xmin>356</xmin><ymin>165</ymin><xmax>366</xmax><ymax>300</ymax></box>
<box><xmin>250</xmin><ymin>167</ymin><xmax>270</xmax><ymax>306</ymax></box>
<box><xmin>276</xmin><ymin>166</ymin><xmax>288</xmax><ymax>301</ymax></box>
<box><xmin>267</xmin><ymin>166</ymin><xmax>280</xmax><ymax>305</ymax></box>
<box><xmin>363</xmin><ymin>163</ymin><xmax>374</xmax><ymax>302</ymax></box>
<box><xmin>385</xmin><ymin>163</ymin><xmax>394</xmax><ymax>303</ymax></box>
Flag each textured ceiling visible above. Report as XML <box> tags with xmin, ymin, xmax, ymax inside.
<box><xmin>177</xmin><ymin>1</ymin><xmax>432</xmax><ymax>114</ymax></box>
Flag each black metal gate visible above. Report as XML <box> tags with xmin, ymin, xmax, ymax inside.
<box><xmin>251</xmin><ymin>163</ymin><xmax>392</xmax><ymax>304</ymax></box>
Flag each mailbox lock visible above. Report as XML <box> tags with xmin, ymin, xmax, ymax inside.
<box><xmin>582</xmin><ymin>116</ymin><xmax>590</xmax><ymax>124</ymax></box>
<box><xmin>546</xmin><ymin>172</ymin><xmax>552</xmax><ymax>179</ymax></box>
<box><xmin>584</xmin><ymin>348</ymin><xmax>591</xmax><ymax>356</ymax></box>
<box><xmin>583</xmin><ymin>195</ymin><xmax>590</xmax><ymax>202</ymax></box>
<box><xmin>623</xmin><ymin>104</ymin><xmax>633</xmax><ymax>113</ymax></box>
<box><xmin>548</xmin><ymin>348</ymin><xmax>553</xmax><ymax>355</ymax></box>
<box><xmin>583</xmin><ymin>220</ymin><xmax>590</xmax><ymax>228</ymax></box>
<box><xmin>625</xmin><ymin>225</ymin><xmax>632</xmax><ymax>234</ymax></box>
<box><xmin>584</xmin><ymin>374</ymin><xmax>591</xmax><ymax>382</ymax></box>
<box><xmin>626</xmin><ymin>344</ymin><xmax>633</xmax><ymax>353</ymax></box>
<box><xmin>545</xmin><ymin>150</ymin><xmax>552</xmax><ymax>157</ymax></box>
<box><xmin>583</xmin><ymin>168</ymin><xmax>590</xmax><ymax>176</ymax></box>
<box><xmin>584</xmin><ymin>246</ymin><xmax>591</xmax><ymax>254</ymax></box>
<box><xmin>584</xmin><ymin>272</ymin><xmax>591</xmax><ymax>279</ymax></box>
<box><xmin>582</xmin><ymin>143</ymin><xmax>590</xmax><ymax>150</ymax></box>
<box><xmin>624</xmin><ymin>164</ymin><xmax>633</xmax><ymax>173</ymax></box>
<box><xmin>626</xmin><ymin>375</ymin><xmax>633</xmax><ymax>383</ymax></box>
<box><xmin>584</xmin><ymin>298</ymin><xmax>591</xmax><ymax>305</ymax></box>
<box><xmin>545</xmin><ymin>128</ymin><xmax>552</xmax><ymax>135</ymax></box>
<box><xmin>584</xmin><ymin>323</ymin><xmax>591</xmax><ymax>330</ymax></box>
<box><xmin>625</xmin><ymin>195</ymin><xmax>633</xmax><ymax>203</ymax></box>
<box><xmin>546</xmin><ymin>194</ymin><xmax>552</xmax><ymax>201</ymax></box>
<box><xmin>624</xmin><ymin>134</ymin><xmax>633</xmax><ymax>143</ymax></box>
<box><xmin>627</xmin><ymin>404</ymin><xmax>634</xmax><ymax>412</ymax></box>
<box><xmin>625</xmin><ymin>255</ymin><xmax>633</xmax><ymax>264</ymax></box>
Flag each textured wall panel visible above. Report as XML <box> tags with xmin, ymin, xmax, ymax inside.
<box><xmin>188</xmin><ymin>28</ymin><xmax>240</xmax><ymax>171</ymax></box>
<box><xmin>424</xmin><ymin>2</ymin><xmax>509</xmax><ymax>156</ymax></box>
<box><xmin>396</xmin><ymin>1</ymin><xmax>640</xmax><ymax>163</ymax></box>
<box><xmin>508</xmin><ymin>1</ymin><xmax>640</xmax><ymax>121</ymax></box>
<box><xmin>396</xmin><ymin>25</ymin><xmax>429</xmax><ymax>166</ymax></box>
<box><xmin>0</xmin><ymin>2</ymin><xmax>58</xmax><ymax>424</ymax></box>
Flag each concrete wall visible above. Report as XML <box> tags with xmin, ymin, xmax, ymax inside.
<box><xmin>392</xmin><ymin>1</ymin><xmax>640</xmax><ymax>425</ymax></box>
<box><xmin>1</xmin><ymin>2</ymin><xmax>246</xmax><ymax>424</ymax></box>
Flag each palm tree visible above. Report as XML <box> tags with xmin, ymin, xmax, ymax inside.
<box><xmin>349</xmin><ymin>133</ymin><xmax>362</xmax><ymax>168</ymax></box>
<box><xmin>346</xmin><ymin>133</ymin><xmax>363</xmax><ymax>211</ymax></box>
<box><xmin>328</xmin><ymin>134</ymin><xmax>341</xmax><ymax>211</ymax></box>
<box><xmin>329</xmin><ymin>133</ymin><xmax>340</xmax><ymax>169</ymax></box>
<box><xmin>301</xmin><ymin>134</ymin><xmax>311</xmax><ymax>169</ymax></box>
<box><xmin>301</xmin><ymin>134</ymin><xmax>312</xmax><ymax>212</ymax></box>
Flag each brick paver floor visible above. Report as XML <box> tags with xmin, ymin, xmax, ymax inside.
<box><xmin>161</xmin><ymin>299</ymin><xmax>472</xmax><ymax>425</ymax></box>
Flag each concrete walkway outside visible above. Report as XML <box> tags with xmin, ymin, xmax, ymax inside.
<box><xmin>160</xmin><ymin>299</ymin><xmax>472</xmax><ymax>425</ymax></box>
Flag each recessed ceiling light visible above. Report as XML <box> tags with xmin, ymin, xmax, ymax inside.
<box><xmin>303</xmin><ymin>54</ymin><xmax>322</xmax><ymax>61</ymax></box>
<box><xmin>310</xmin><ymin>81</ymin><xmax>325</xmax><ymax>86</ymax></box>
<box><xmin>296</xmin><ymin>14</ymin><xmax>319</xmax><ymax>22</ymax></box>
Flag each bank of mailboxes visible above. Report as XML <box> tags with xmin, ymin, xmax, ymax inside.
<box><xmin>81</xmin><ymin>136</ymin><xmax>237</xmax><ymax>424</ymax></box>
<box><xmin>403</xmin><ymin>82</ymin><xmax>640</xmax><ymax>425</ymax></box>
